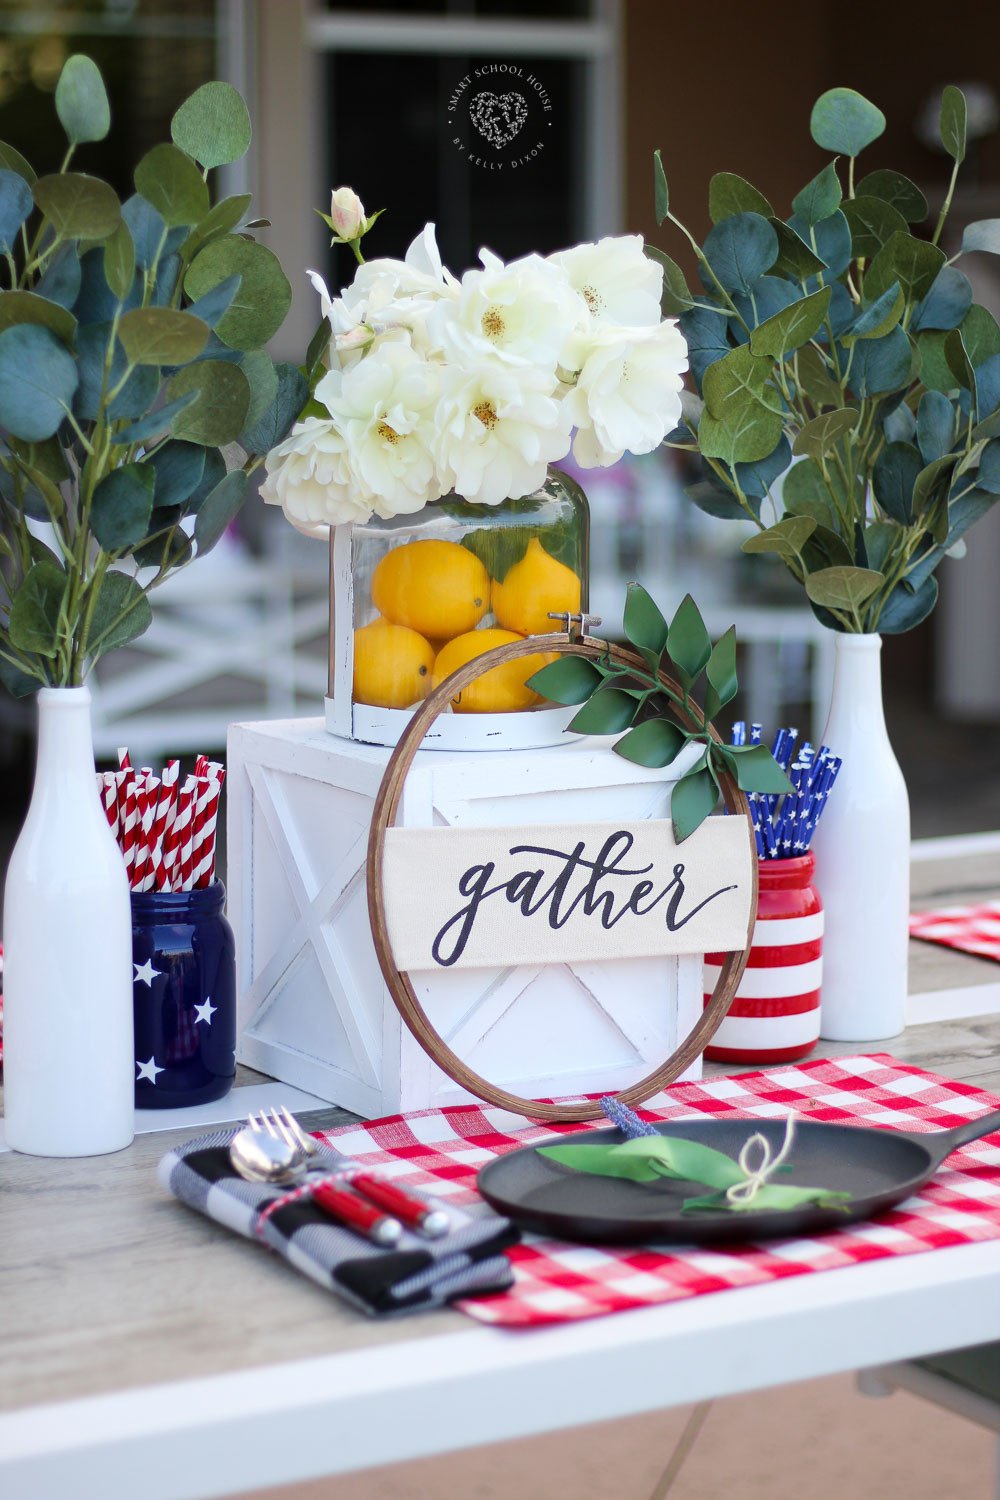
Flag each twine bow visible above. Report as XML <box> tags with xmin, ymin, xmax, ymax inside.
<box><xmin>726</xmin><ymin>1113</ymin><xmax>797</xmax><ymax>1205</ymax></box>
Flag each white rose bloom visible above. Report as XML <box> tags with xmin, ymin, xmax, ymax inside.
<box><xmin>317</xmin><ymin>341</ymin><xmax>442</xmax><ymax>517</ymax></box>
<box><xmin>551</xmin><ymin>235</ymin><xmax>663</xmax><ymax>342</ymax></box>
<box><xmin>340</xmin><ymin>223</ymin><xmax>457</xmax><ymax>346</ymax></box>
<box><xmin>260</xmin><ymin>416</ymin><xmax>371</xmax><ymax>536</ymax></box>
<box><xmin>435</xmin><ymin>361</ymin><xmax>572</xmax><ymax>506</ymax></box>
<box><xmin>565</xmin><ymin>320</ymin><xmax>688</xmax><ymax>468</ymax></box>
<box><xmin>428</xmin><ymin>248</ymin><xmax>583</xmax><ymax>373</ymax></box>
<box><xmin>329</xmin><ymin>185</ymin><xmax>365</xmax><ymax>241</ymax></box>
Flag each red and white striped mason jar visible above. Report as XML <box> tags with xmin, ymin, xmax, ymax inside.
<box><xmin>703</xmin><ymin>852</ymin><xmax>823</xmax><ymax>1064</ymax></box>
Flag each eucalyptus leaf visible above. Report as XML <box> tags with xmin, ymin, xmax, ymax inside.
<box><xmin>865</xmin><ymin>231</ymin><xmax>946</xmax><ymax>305</ymax></box>
<box><xmin>171</xmin><ymin>81</ymin><xmax>252</xmax><ymax>169</ymax></box>
<box><xmin>83</xmin><ymin>569</ymin><xmax>152</xmax><ymax>660</ymax></box>
<box><xmin>147</xmin><ymin>440</ymin><xmax>205</xmax><ymax>509</ymax></box>
<box><xmin>525</xmin><ymin>655</ymin><xmax>602</xmax><ymax>704</ymax></box>
<box><xmin>810</xmin><ymin>87</ymin><xmax>886</xmax><ymax>156</ymax></box>
<box><xmin>653</xmin><ymin>148</ymin><xmax>669</xmax><ymax>224</ymax></box>
<box><xmin>703</xmin><ymin>343</ymin><xmax>783</xmax><ymax>419</ymax></box>
<box><xmin>0</xmin><ymin>139</ymin><xmax>36</xmax><ymax>186</ymax></box>
<box><xmin>841</xmin><ymin>195</ymin><xmax>907</xmax><ymax>259</ymax></box>
<box><xmin>33</xmin><ymin>173</ymin><xmax>121</xmax><ymax>241</ymax></box>
<box><xmin>767</xmin><ymin>218</ymin><xmax>828</xmax><ymax>279</ymax></box>
<box><xmin>945</xmin><ymin>327</ymin><xmax>976</xmax><ymax>391</ymax></box>
<box><xmin>0</xmin><ymin>169</ymin><xmax>32</xmax><ymax>254</ymax></box>
<box><xmin>940</xmin><ymin>85</ymin><xmax>967</xmax><ymax>164</ymax></box>
<box><xmin>804</xmin><ymin>565</ymin><xmax>884</xmax><ymax>613</ymax></box>
<box><xmin>913</xmin><ymin>453</ymin><xmax>960</xmax><ymax>514</ymax></box>
<box><xmin>238</xmin><ymin>348</ymin><xmax>279</xmax><ymax>430</ymax></box>
<box><xmin>644</xmin><ymin>246</ymin><xmax>695</xmax><ymax>315</ymax></box>
<box><xmin>566</xmin><ymin>687</ymin><xmax>640</xmax><ymax>736</ymax></box>
<box><xmin>788</xmin><ymin>209</ymin><xmax>852</xmax><ymax>278</ymax></box>
<box><xmin>848</xmin><ymin>270</ymin><xmax>905</xmax><ymax>342</ymax></box>
<box><xmin>708</xmin><ymin>172</ymin><xmax>773</xmax><ymax>224</ymax></box>
<box><xmin>699</xmin><ymin>404</ymin><xmax>784</xmax><ymax>467</ymax></box>
<box><xmin>794</xmin><ymin>345</ymin><xmax>842</xmax><ymax>409</ymax></box>
<box><xmin>167</xmin><ymin>358</ymin><xmax>251</xmax><ymax>445</ymax></box>
<box><xmin>702</xmin><ymin>212</ymin><xmax>778</xmax><ymax>295</ymax></box>
<box><xmin>855</xmin><ymin>169</ymin><xmax>927</xmax><ymax>223</ymax></box>
<box><xmin>916</xmin><ymin>390</ymin><xmax>956</xmax><ymax>465</ymax></box>
<box><xmin>613</xmin><ymin>718</ymin><xmax>686</xmax><ymax>769</ymax></box>
<box><xmin>112</xmin><ymin>390</ymin><xmax>199</xmax><ymax>445</ymax></box>
<box><xmin>732</xmin><ymin>276</ymin><xmax>801</xmax><ymax>330</ymax></box>
<box><xmin>684</xmin><ymin>479</ymin><xmax>747</xmax><ymax>522</ymax></box>
<box><xmin>89</xmin><ymin>463</ymin><xmax>155</xmax><ymax>549</ymax></box>
<box><xmin>977</xmin><ymin>441</ymin><xmax>1000</xmax><ymax>494</ymax></box>
<box><xmin>134</xmin><ymin>142</ymin><xmax>210</xmax><ymax>229</ymax></box>
<box><xmin>0</xmin><ymin>289</ymin><xmax>76</xmax><ymax>343</ymax></box>
<box><xmin>678</xmin><ymin>303</ymin><xmax>733</xmax><ymax>387</ymax></box>
<box><xmin>913</xmin><ymin>267</ymin><xmax>973</xmax><ymax>333</ymax></box>
<box><xmin>118</xmin><ymin>306</ymin><xmax>209</xmax><ymax>366</ymax></box>
<box><xmin>843</xmin><ymin>325</ymin><xmax>913</xmax><ymax>398</ymax></box>
<box><xmin>8</xmin><ymin>558</ymin><xmax>66</xmax><ymax>656</ymax></box>
<box><xmin>184</xmin><ymin>236</ymin><xmax>291</xmax><ymax>350</ymax></box>
<box><xmin>121</xmin><ymin>193</ymin><xmax>186</xmax><ymax>270</ymax></box>
<box><xmin>55</xmin><ymin>54</ymin><xmax>110</xmax><ymax>145</ymax></box>
<box><xmin>0</xmin><ymin>323</ymin><xmax>77</xmax><ymax>441</ymax></box>
<box><xmin>733</xmin><ymin>434</ymin><xmax>792</xmax><ymax>500</ymax></box>
<box><xmin>876</xmin><ymin>574</ymin><xmax>939</xmax><ymax>634</ymax></box>
<box><xmin>791</xmin><ymin>162</ymin><xmax>842</xmax><ymax>227</ymax></box>
<box><xmin>102</xmin><ymin>219</ymin><xmax>135</xmax><ymax>302</ymax></box>
<box><xmin>961</xmin><ymin>304</ymin><xmax>1000</xmax><ymax>365</ymax></box>
<box><xmin>976</xmin><ymin>353</ymin><xmax>1000</xmax><ymax>423</ymax></box>
<box><xmin>742</xmin><ymin>515</ymin><xmax>817</xmax><ymax>562</ymax></box>
<box><xmin>749</xmin><ymin>286</ymin><xmax>831</xmax><ymax>362</ymax></box>
<box><xmin>670</xmin><ymin>768</ymin><xmax>719</xmax><ymax>842</ymax></box>
<box><xmin>792</xmin><ymin>407</ymin><xmax>859</xmax><ymax>462</ymax></box>
<box><xmin>193</xmin><ymin>468</ymin><xmax>248</xmax><ymax>553</ymax></box>
<box><xmin>238</xmin><ymin>361</ymin><xmax>308</xmax><ymax>454</ymax></box>
<box><xmin>872</xmin><ymin>441</ymin><xmax>921</xmax><ymax>524</ymax></box>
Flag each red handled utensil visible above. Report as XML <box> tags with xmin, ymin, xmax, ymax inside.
<box><xmin>311</xmin><ymin>1179</ymin><xmax>403</xmax><ymax>1246</ymax></box>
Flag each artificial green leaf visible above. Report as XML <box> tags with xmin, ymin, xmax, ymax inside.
<box><xmin>791</xmin><ymin>162</ymin><xmax>842</xmax><ymax>227</ymax></box>
<box><xmin>667</xmin><ymin>593</ymin><xmax>712</xmax><ymax>684</ymax></box>
<box><xmin>685</xmin><ymin>479</ymin><xmax>747</xmax><ymax>522</ymax></box>
<box><xmin>147</xmin><ymin>441</ymin><xmax>205</xmax><ymax>509</ymax></box>
<box><xmin>709</xmin><ymin>172</ymin><xmax>773</xmax><ymax>224</ymax></box>
<box><xmin>702</xmin><ymin>212</ymin><xmax>778</xmax><ymax>295</ymax></box>
<box><xmin>804</xmin><ymin>566</ymin><xmax>884</xmax><ymax>613</ymax></box>
<box><xmin>960</xmin><ymin>304</ymin><xmax>1000</xmax><ymax>365</ymax></box>
<box><xmin>613</xmin><ymin>717</ymin><xmax>686</xmax><ymax>769</ymax></box>
<box><xmin>792</xmin><ymin>409</ymin><xmax>858</xmax><ymax>462</ymax></box>
<box><xmin>0</xmin><ymin>169</ymin><xmax>32</xmax><ymax>254</ymax></box>
<box><xmin>682</xmin><ymin>1184</ymin><xmax>852</xmax><ymax>1214</ymax></box>
<box><xmin>171</xmin><ymin>81</ymin><xmax>252</xmax><ymax>169</ymax></box>
<box><xmin>844</xmin><ymin>325</ymin><xmax>913</xmax><ymax>397</ymax></box>
<box><xmin>788</xmin><ymin>208</ymin><xmax>852</xmax><ymax>278</ymax></box>
<box><xmin>184</xmin><ymin>236</ymin><xmax>291</xmax><ymax>350</ymax></box>
<box><xmin>703</xmin><ymin>343</ymin><xmax>783</xmax><ymax>419</ymax></box>
<box><xmin>861</xmin><ymin>520</ymin><xmax>897</xmax><ymax>574</ymax></box>
<box><xmin>916</xmin><ymin>390</ymin><xmax>956</xmax><ymax>465</ymax></box>
<box><xmin>698</xmin><ymin>404</ymin><xmax>784</xmax><ymax>467</ymax></box>
<box><xmin>841</xmin><ymin>195</ymin><xmax>908</xmax><ymax>259</ymax></box>
<box><xmin>724</xmin><ymin>742</ymin><xmax>793</xmax><ymax>793</ymax></box>
<box><xmin>705</xmin><ymin>625</ymin><xmax>738</xmax><ymax>710</ymax></box>
<box><xmin>855</xmin><ymin>169</ymin><xmax>927</xmax><ymax>223</ymax></box>
<box><xmin>525</xmin><ymin>655</ymin><xmax>602</xmax><ymax>704</ymax></box>
<box><xmin>742</xmin><ymin>515</ymin><xmax>817</xmax><ymax>562</ymax></box>
<box><xmin>872</xmin><ymin>441</ymin><xmax>921</xmax><ymax>524</ymax></box>
<box><xmin>117</xmin><ymin>306</ymin><xmax>209</xmax><ymax>366</ymax></box>
<box><xmin>55</xmin><ymin>54</ymin><xmax>110</xmax><ymax>145</ymax></box>
<box><xmin>671</xmin><ymin>768</ymin><xmax>719</xmax><ymax>842</ymax></box>
<box><xmin>810</xmin><ymin>87</ymin><xmax>886</xmax><ymax>156</ymax></box>
<box><xmin>8</xmin><ymin>558</ymin><xmax>66</xmax><ymax>656</ymax></box>
<box><xmin>678</xmin><ymin>304</ymin><xmax>732</xmax><ymax>388</ymax></box>
<box><xmin>653</xmin><ymin>148</ymin><xmax>669</xmax><ymax>224</ymax></box>
<box><xmin>566</xmin><ymin>687</ymin><xmax>640</xmax><ymax>736</ymax></box>
<box><xmin>940</xmin><ymin>85</ymin><xmax>967</xmax><ymax>164</ymax></box>
<box><xmin>179</xmin><ymin>192</ymin><xmax>253</xmax><ymax>262</ymax></box>
<box><xmin>913</xmin><ymin>453</ymin><xmax>961</xmax><ymax>514</ymax></box>
<box><xmin>865</xmin><ymin>231</ymin><xmax>946</xmax><ymax>304</ymax></box>
<box><xmin>238</xmin><ymin>348</ymin><xmax>279</xmax><ymax>430</ymax></box>
<box><xmin>0</xmin><ymin>323</ymin><xmax>77</xmax><ymax>441</ymax></box>
<box><xmin>0</xmin><ymin>140</ymin><xmax>35</xmax><ymax>186</ymax></box>
<box><xmin>876</xmin><ymin>574</ymin><xmax>939</xmax><ymax>634</ymax></box>
<box><xmin>913</xmin><ymin>267</ymin><xmax>972</xmax><ymax>333</ymax></box>
<box><xmin>733</xmin><ymin>434</ymin><xmax>791</xmax><ymax>501</ymax></box>
<box><xmin>644</xmin><ymin>246</ymin><xmax>695</xmax><ymax>315</ymax></box>
<box><xmin>843</xmin><ymin>282</ymin><xmax>904</xmax><ymax>343</ymax></box>
<box><xmin>767</xmin><ymin>218</ymin><xmax>827</xmax><ymax>279</ymax></box>
<box><xmin>132</xmin><ymin>520</ymin><xmax>192</xmax><ymax>572</ymax></box>
<box><xmin>749</xmin><ymin>286</ymin><xmax>831</xmax><ymax>361</ymax></box>
<box><xmin>917</xmin><ymin>331</ymin><xmax>957</xmax><ymax>393</ymax></box>
<box><xmin>83</xmin><ymin>569</ymin><xmax>152</xmax><ymax>660</ymax></box>
<box><xmin>623</xmin><ymin>580</ymin><xmax>668</xmax><ymax>654</ymax></box>
<box><xmin>193</xmin><ymin>469</ymin><xmax>248</xmax><ymax>553</ymax></box>
<box><xmin>134</xmin><ymin>142</ymin><xmax>210</xmax><ymax>229</ymax></box>
<box><xmin>113</xmin><ymin>390</ymin><xmax>199</xmax><ymax>446</ymax></box>
<box><xmin>89</xmin><ymin>463</ymin><xmax>155</xmax><ymax>550</ymax></box>
<box><xmin>539</xmin><ymin>1133</ymin><xmax>745</xmax><ymax>1188</ymax></box>
<box><xmin>103</xmin><ymin>219</ymin><xmax>135</xmax><ymax>302</ymax></box>
<box><xmin>33</xmin><ymin>173</ymin><xmax>121</xmax><ymax>241</ymax></box>
<box><xmin>794</xmin><ymin>345</ymin><xmax>842</xmax><ymax>409</ymax></box>
<box><xmin>239</xmin><ymin>361</ymin><xmax>309</xmax><ymax>455</ymax></box>
<box><xmin>167</xmin><ymin>358</ymin><xmax>251</xmax><ymax>445</ymax></box>
<box><xmin>782</xmin><ymin>468</ymin><xmax>839</xmax><ymax>533</ymax></box>
<box><xmin>0</xmin><ymin>289</ymin><xmax>76</xmax><ymax>343</ymax></box>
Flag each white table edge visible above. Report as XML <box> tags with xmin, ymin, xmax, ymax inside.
<box><xmin>3</xmin><ymin>1240</ymin><xmax>1000</xmax><ymax>1499</ymax></box>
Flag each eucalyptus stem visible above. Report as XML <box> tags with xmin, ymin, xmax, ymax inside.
<box><xmin>932</xmin><ymin>156</ymin><xmax>961</xmax><ymax>248</ymax></box>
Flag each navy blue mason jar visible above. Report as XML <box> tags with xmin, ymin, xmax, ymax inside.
<box><xmin>131</xmin><ymin>880</ymin><xmax>236</xmax><ymax>1109</ymax></box>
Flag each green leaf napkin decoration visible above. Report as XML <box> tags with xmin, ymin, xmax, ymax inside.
<box><xmin>537</xmin><ymin>1116</ymin><xmax>852</xmax><ymax>1216</ymax></box>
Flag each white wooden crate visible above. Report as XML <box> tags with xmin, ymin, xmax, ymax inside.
<box><xmin>228</xmin><ymin>718</ymin><xmax>705</xmax><ymax>1117</ymax></box>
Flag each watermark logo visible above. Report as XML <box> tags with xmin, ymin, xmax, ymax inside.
<box><xmin>447</xmin><ymin>63</ymin><xmax>552</xmax><ymax>171</ymax></box>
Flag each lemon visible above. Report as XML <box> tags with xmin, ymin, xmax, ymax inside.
<box><xmin>353</xmin><ymin>617</ymin><xmax>435</xmax><ymax>710</ymax></box>
<box><xmin>492</xmin><ymin>537</ymin><xmax>581</xmax><ymax>636</ymax></box>
<box><xmin>432</xmin><ymin>628</ymin><xmax>553</xmax><ymax>714</ymax></box>
<box><xmin>372</xmin><ymin>539</ymin><xmax>490</xmax><ymax>640</ymax></box>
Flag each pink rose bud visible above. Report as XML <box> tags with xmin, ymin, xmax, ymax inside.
<box><xmin>329</xmin><ymin>186</ymin><xmax>365</xmax><ymax>241</ymax></box>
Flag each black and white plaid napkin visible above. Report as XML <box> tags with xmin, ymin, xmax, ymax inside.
<box><xmin>158</xmin><ymin>1126</ymin><xmax>518</xmax><ymax>1317</ymax></box>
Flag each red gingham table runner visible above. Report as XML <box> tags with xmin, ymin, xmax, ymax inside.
<box><xmin>318</xmin><ymin>1054</ymin><xmax>1000</xmax><ymax>1328</ymax></box>
<box><xmin>910</xmin><ymin>902</ymin><xmax>1000</xmax><ymax>963</ymax></box>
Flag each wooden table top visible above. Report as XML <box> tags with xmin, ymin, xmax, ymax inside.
<box><xmin>2</xmin><ymin>844</ymin><xmax>1000</xmax><ymax>1419</ymax></box>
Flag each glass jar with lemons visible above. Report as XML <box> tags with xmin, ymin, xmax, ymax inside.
<box><xmin>325</xmin><ymin>468</ymin><xmax>590</xmax><ymax>750</ymax></box>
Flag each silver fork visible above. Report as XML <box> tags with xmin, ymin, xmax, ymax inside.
<box><xmin>261</xmin><ymin>1103</ymin><xmax>450</xmax><ymax>1238</ymax></box>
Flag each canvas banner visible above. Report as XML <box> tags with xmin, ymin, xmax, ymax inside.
<box><xmin>382</xmin><ymin>816</ymin><xmax>754</xmax><ymax>972</ymax></box>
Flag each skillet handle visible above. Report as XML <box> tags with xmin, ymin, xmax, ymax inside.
<box><xmin>936</xmin><ymin>1108</ymin><xmax>1000</xmax><ymax>1154</ymax></box>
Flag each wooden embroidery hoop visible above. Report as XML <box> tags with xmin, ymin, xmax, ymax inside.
<box><xmin>366</xmin><ymin>629</ymin><xmax>759</xmax><ymax>1122</ymax></box>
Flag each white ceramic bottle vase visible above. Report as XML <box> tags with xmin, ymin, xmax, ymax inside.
<box><xmin>3</xmin><ymin>686</ymin><xmax>135</xmax><ymax>1155</ymax></box>
<box><xmin>811</xmin><ymin>634</ymin><xmax>910</xmax><ymax>1041</ymax></box>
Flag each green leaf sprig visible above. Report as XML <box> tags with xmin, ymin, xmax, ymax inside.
<box><xmin>0</xmin><ymin>58</ymin><xmax>309</xmax><ymax>694</ymax></box>
<box><xmin>652</xmin><ymin>85</ymin><xmax>1000</xmax><ymax>635</ymax></box>
<box><xmin>526</xmin><ymin>583</ymin><xmax>791</xmax><ymax>841</ymax></box>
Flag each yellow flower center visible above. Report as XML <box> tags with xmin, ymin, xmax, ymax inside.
<box><xmin>481</xmin><ymin>306</ymin><xmax>506</xmax><ymax>341</ymax></box>
<box><xmin>582</xmin><ymin>284</ymin><xmax>603</xmax><ymax>314</ymax></box>
<box><xmin>472</xmin><ymin>399</ymin><xmax>499</xmax><ymax>430</ymax></box>
<box><xmin>377</xmin><ymin>421</ymin><xmax>400</xmax><ymax>445</ymax></box>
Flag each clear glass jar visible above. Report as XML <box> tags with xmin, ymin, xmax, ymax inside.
<box><xmin>326</xmin><ymin>467</ymin><xmax>591</xmax><ymax>750</ymax></box>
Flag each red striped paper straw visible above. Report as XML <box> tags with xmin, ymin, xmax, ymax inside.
<box><xmin>192</xmin><ymin>773</ymin><xmax>225</xmax><ymax>888</ymax></box>
<box><xmin>117</xmin><ymin>747</ymin><xmax>132</xmax><ymax>771</ymax></box>
<box><xmin>119</xmin><ymin>771</ymin><xmax>139</xmax><ymax>884</ymax></box>
<box><xmin>97</xmin><ymin>772</ymin><xmax>119</xmax><ymax>839</ymax></box>
<box><xmin>134</xmin><ymin>774</ymin><xmax>162</xmax><ymax>893</ymax></box>
<box><xmin>177</xmin><ymin>777</ymin><xmax>197</xmax><ymax>892</ymax></box>
<box><xmin>150</xmin><ymin>761</ymin><xmax>179</xmax><ymax>891</ymax></box>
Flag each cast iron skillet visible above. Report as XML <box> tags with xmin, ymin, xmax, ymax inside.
<box><xmin>476</xmin><ymin>1111</ymin><xmax>1000</xmax><ymax>1244</ymax></box>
